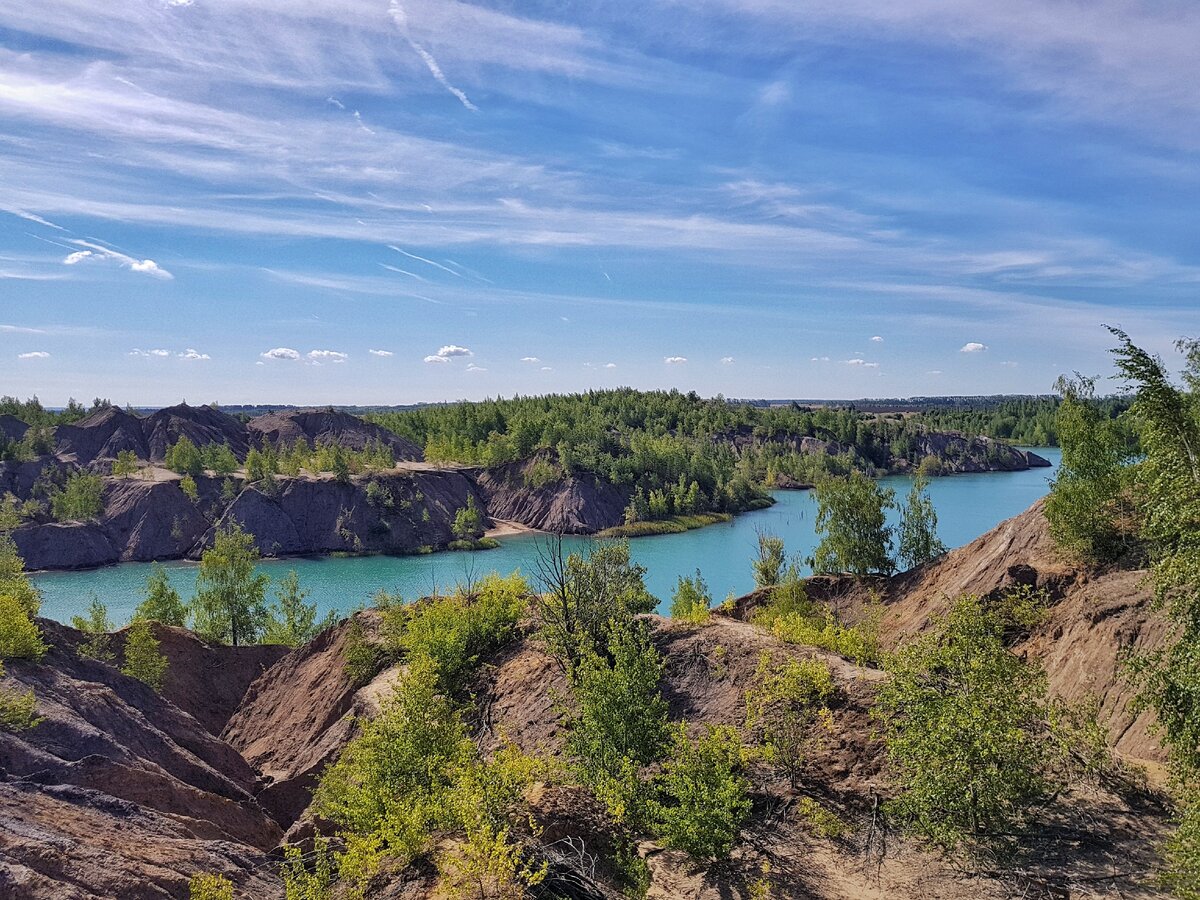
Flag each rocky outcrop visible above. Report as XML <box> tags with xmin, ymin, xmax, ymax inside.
<box><xmin>0</xmin><ymin>456</ymin><xmax>68</xmax><ymax>501</ymax></box>
<box><xmin>53</xmin><ymin>407</ymin><xmax>149</xmax><ymax>467</ymax></box>
<box><xmin>142</xmin><ymin>403</ymin><xmax>250</xmax><ymax>462</ymax></box>
<box><xmin>101</xmin><ymin>478</ymin><xmax>214</xmax><ymax>562</ymax></box>
<box><xmin>11</xmin><ymin>522</ymin><xmax>116</xmax><ymax>569</ymax></box>
<box><xmin>475</xmin><ymin>453</ymin><xmax>631</xmax><ymax>533</ymax></box>
<box><xmin>906</xmin><ymin>431</ymin><xmax>1047</xmax><ymax>474</ymax></box>
<box><xmin>247</xmin><ymin>408</ymin><xmax>422</xmax><ymax>461</ymax></box>
<box><xmin>0</xmin><ymin>414</ymin><xmax>29</xmax><ymax>444</ymax></box>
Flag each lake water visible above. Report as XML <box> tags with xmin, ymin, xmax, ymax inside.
<box><xmin>33</xmin><ymin>449</ymin><xmax>1060</xmax><ymax>624</ymax></box>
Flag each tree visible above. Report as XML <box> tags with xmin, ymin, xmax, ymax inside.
<box><xmin>670</xmin><ymin>569</ymin><xmax>712</xmax><ymax>624</ymax></box>
<box><xmin>566</xmin><ymin>621</ymin><xmax>670</xmax><ymax>824</ymax></box>
<box><xmin>874</xmin><ymin>594</ymin><xmax>1050</xmax><ymax>851</ymax></box>
<box><xmin>651</xmin><ymin>724</ymin><xmax>751</xmax><ymax>861</ymax></box>
<box><xmin>192</xmin><ymin>521</ymin><xmax>270</xmax><ymax>646</ymax></box>
<box><xmin>71</xmin><ymin>596</ymin><xmax>114</xmax><ymax>661</ymax></box>
<box><xmin>122</xmin><ymin>618</ymin><xmax>168</xmax><ymax>690</ymax></box>
<box><xmin>135</xmin><ymin>563</ymin><xmax>188</xmax><ymax>626</ymax></box>
<box><xmin>744</xmin><ymin>653</ymin><xmax>835</xmax><ymax>787</ymax></box>
<box><xmin>452</xmin><ymin>494</ymin><xmax>483</xmax><ymax>542</ymax></box>
<box><xmin>1044</xmin><ymin>373</ymin><xmax>1137</xmax><ymax>563</ymax></box>
<box><xmin>532</xmin><ymin>537</ymin><xmax>656</xmax><ymax>671</ymax></box>
<box><xmin>752</xmin><ymin>530</ymin><xmax>786</xmax><ymax>588</ymax></box>
<box><xmin>262</xmin><ymin>571</ymin><xmax>335</xmax><ymax>647</ymax></box>
<box><xmin>112</xmin><ymin>449</ymin><xmax>138</xmax><ymax>478</ymax></box>
<box><xmin>0</xmin><ymin>595</ymin><xmax>46</xmax><ymax>660</ymax></box>
<box><xmin>0</xmin><ymin>534</ymin><xmax>41</xmax><ymax>617</ymax></box>
<box><xmin>166</xmin><ymin>436</ymin><xmax>204</xmax><ymax>478</ymax></box>
<box><xmin>810</xmin><ymin>472</ymin><xmax>896</xmax><ymax>576</ymax></box>
<box><xmin>202</xmin><ymin>443</ymin><xmax>238</xmax><ymax>476</ymax></box>
<box><xmin>179</xmin><ymin>474</ymin><xmax>199</xmax><ymax>502</ymax></box>
<box><xmin>51</xmin><ymin>472</ymin><xmax>104</xmax><ymax>522</ymax></box>
<box><xmin>897</xmin><ymin>475</ymin><xmax>946</xmax><ymax>569</ymax></box>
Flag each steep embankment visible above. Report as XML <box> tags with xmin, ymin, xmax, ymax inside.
<box><xmin>475</xmin><ymin>452</ymin><xmax>631</xmax><ymax>534</ymax></box>
<box><xmin>735</xmin><ymin>499</ymin><xmax>1166</xmax><ymax>762</ymax></box>
<box><xmin>0</xmin><ymin>621</ymin><xmax>286</xmax><ymax>899</ymax></box>
<box><xmin>247</xmin><ymin>408</ymin><xmax>422</xmax><ymax>461</ymax></box>
<box><xmin>11</xmin><ymin>469</ymin><xmax>487</xmax><ymax>570</ymax></box>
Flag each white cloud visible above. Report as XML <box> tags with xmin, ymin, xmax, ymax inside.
<box><xmin>178</xmin><ymin>348</ymin><xmax>210</xmax><ymax>360</ymax></box>
<box><xmin>1000</xmin><ymin>360</ymin><xmax>1018</xmax><ymax>367</ymax></box>
<box><xmin>960</xmin><ymin>342</ymin><xmax>989</xmax><ymax>353</ymax></box>
<box><xmin>927</xmin><ymin>370</ymin><xmax>943</xmax><ymax>375</ymax></box>
<box><xmin>128</xmin><ymin>348</ymin><xmax>170</xmax><ymax>357</ymax></box>
<box><xmin>540</xmin><ymin>366</ymin><xmax>552</xmax><ymax>371</ymax></box>
<box><xmin>424</xmin><ymin>354</ymin><xmax>451</xmax><ymax>364</ymax></box>
<box><xmin>664</xmin><ymin>356</ymin><xmax>687</xmax><ymax>364</ymax></box>
<box><xmin>845</xmin><ymin>358</ymin><xmax>880</xmax><ymax>368</ymax></box>
<box><xmin>870</xmin><ymin>335</ymin><xmax>884</xmax><ymax>342</ymax></box>
<box><xmin>604</xmin><ymin>362</ymin><xmax>617</xmax><ymax>369</ymax></box>
<box><xmin>60</xmin><ymin>240</ymin><xmax>173</xmax><ymax>280</ymax></box>
<box><xmin>388</xmin><ymin>0</ymin><xmax>479</xmax><ymax>112</ymax></box>
<box><xmin>0</xmin><ymin>325</ymin><xmax>47</xmax><ymax>334</ymax></box>
<box><xmin>520</xmin><ymin>356</ymin><xmax>541</xmax><ymax>363</ymax></box>
<box><xmin>308</xmin><ymin>349</ymin><xmax>348</xmax><ymax>363</ymax></box>
<box><xmin>17</xmin><ymin>351</ymin><xmax>50</xmax><ymax>359</ymax></box>
<box><xmin>466</xmin><ymin>363</ymin><xmax>487</xmax><ymax>373</ymax></box>
<box><xmin>436</xmin><ymin>344</ymin><xmax>473</xmax><ymax>358</ymax></box>
<box><xmin>261</xmin><ymin>347</ymin><xmax>300</xmax><ymax>361</ymax></box>
<box><xmin>720</xmin><ymin>356</ymin><xmax>734</xmax><ymax>364</ymax></box>
<box><xmin>368</xmin><ymin>349</ymin><xmax>394</xmax><ymax>357</ymax></box>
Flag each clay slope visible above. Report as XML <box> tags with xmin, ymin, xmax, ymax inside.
<box><xmin>742</xmin><ymin>499</ymin><xmax>1167</xmax><ymax>762</ymax></box>
<box><xmin>0</xmin><ymin>621</ymin><xmax>285</xmax><ymax>899</ymax></box>
<box><xmin>54</xmin><ymin>407</ymin><xmax>150</xmax><ymax>468</ymax></box>
<box><xmin>475</xmin><ymin>452</ymin><xmax>631</xmax><ymax>533</ymax></box>
<box><xmin>142</xmin><ymin>404</ymin><xmax>250</xmax><ymax>463</ymax></box>
<box><xmin>247</xmin><ymin>408</ymin><xmax>422</xmax><ymax>461</ymax></box>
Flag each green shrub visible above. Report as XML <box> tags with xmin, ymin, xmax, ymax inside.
<box><xmin>0</xmin><ymin>661</ymin><xmax>40</xmax><ymax>731</ymax></box>
<box><xmin>451</xmin><ymin>494</ymin><xmax>484</xmax><ymax>541</ymax></box>
<box><xmin>0</xmin><ymin>593</ymin><xmax>47</xmax><ymax>661</ymax></box>
<box><xmin>71</xmin><ymin>597</ymin><xmax>114</xmax><ymax>662</ymax></box>
<box><xmin>794</xmin><ymin>796</ymin><xmax>849</xmax><ymax>838</ymax></box>
<box><xmin>280</xmin><ymin>837</ymin><xmax>336</xmax><ymax>900</ymax></box>
<box><xmin>188</xmin><ymin>872</ymin><xmax>233</xmax><ymax>900</ymax></box>
<box><xmin>121</xmin><ymin>618</ymin><xmax>168</xmax><ymax>691</ymax></box>
<box><xmin>873</xmin><ymin>594</ymin><xmax>1051</xmax><ymax>852</ymax></box>
<box><xmin>135</xmin><ymin>563</ymin><xmax>188</xmax><ymax>627</ymax></box>
<box><xmin>810</xmin><ymin>472</ymin><xmax>896</xmax><ymax>576</ymax></box>
<box><xmin>651</xmin><ymin>724</ymin><xmax>751</xmax><ymax>861</ymax></box>
<box><xmin>112</xmin><ymin>449</ymin><xmax>138</xmax><ymax>478</ymax></box>
<box><xmin>744</xmin><ymin>653</ymin><xmax>835</xmax><ymax>786</ymax></box>
<box><xmin>752</xmin><ymin>531</ymin><xmax>786</xmax><ymax>588</ymax></box>
<box><xmin>342</xmin><ymin>616</ymin><xmax>382</xmax><ymax>686</ymax></box>
<box><xmin>566</xmin><ymin>621</ymin><xmax>670</xmax><ymax>825</ymax></box>
<box><xmin>670</xmin><ymin>570</ymin><xmax>712</xmax><ymax>625</ymax></box>
<box><xmin>51</xmin><ymin>472</ymin><xmax>104</xmax><ymax>522</ymax></box>
<box><xmin>179</xmin><ymin>474</ymin><xmax>199</xmax><ymax>502</ymax></box>
<box><xmin>768</xmin><ymin>611</ymin><xmax>879</xmax><ymax>666</ymax></box>
<box><xmin>0</xmin><ymin>535</ymin><xmax>41</xmax><ymax>617</ymax></box>
<box><xmin>167</xmin><ymin>437</ymin><xmax>204</xmax><ymax>478</ymax></box>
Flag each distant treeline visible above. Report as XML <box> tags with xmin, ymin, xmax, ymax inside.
<box><xmin>909</xmin><ymin>396</ymin><xmax>1129</xmax><ymax>447</ymax></box>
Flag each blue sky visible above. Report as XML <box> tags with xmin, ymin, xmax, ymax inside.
<box><xmin>0</xmin><ymin>1</ymin><xmax>1197</xmax><ymax>406</ymax></box>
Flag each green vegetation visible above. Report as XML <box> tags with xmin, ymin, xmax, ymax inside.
<box><xmin>1045</xmin><ymin>373</ymin><xmax>1139</xmax><ymax>564</ymax></box>
<box><xmin>744</xmin><ymin>652</ymin><xmax>835</xmax><ymax>787</ymax></box>
<box><xmin>179</xmin><ymin>474</ymin><xmax>199</xmax><ymax>502</ymax></box>
<box><xmin>165</xmin><ymin>436</ymin><xmax>205</xmax><ymax>477</ymax></box>
<box><xmin>50</xmin><ymin>472</ymin><xmax>104</xmax><ymax>522</ymax></box>
<box><xmin>600</xmin><ymin>511</ymin><xmax>731</xmax><ymax>538</ymax></box>
<box><xmin>651</xmin><ymin>724</ymin><xmax>751</xmax><ymax>861</ymax></box>
<box><xmin>0</xmin><ymin>396</ymin><xmax>107</xmax><ymax>462</ymax></box>
<box><xmin>531</xmin><ymin>538</ymin><xmax>657</xmax><ymax>670</ymax></box>
<box><xmin>71</xmin><ymin>597</ymin><xmax>114</xmax><ymax>662</ymax></box>
<box><xmin>261</xmin><ymin>570</ymin><xmax>337</xmax><ymax>647</ymax></box>
<box><xmin>188</xmin><ymin>872</ymin><xmax>234</xmax><ymax>900</ymax></box>
<box><xmin>670</xmin><ymin>569</ymin><xmax>712</xmax><ymax>624</ymax></box>
<box><xmin>752</xmin><ymin>531</ymin><xmax>787</xmax><ymax>589</ymax></box>
<box><xmin>135</xmin><ymin>563</ymin><xmax>189</xmax><ymax>626</ymax></box>
<box><xmin>0</xmin><ymin>595</ymin><xmax>46</xmax><ymax>661</ymax></box>
<box><xmin>191</xmin><ymin>521</ymin><xmax>270</xmax><ymax>646</ymax></box>
<box><xmin>451</xmin><ymin>494</ymin><xmax>483</xmax><ymax>541</ymax></box>
<box><xmin>874</xmin><ymin>594</ymin><xmax>1055</xmax><ymax>853</ymax></box>
<box><xmin>907</xmin><ymin>395</ymin><xmax>1069</xmax><ymax>446</ymax></box>
<box><xmin>0</xmin><ymin>539</ymin><xmax>44</xmax><ymax>729</ymax></box>
<box><xmin>341</xmin><ymin>616</ymin><xmax>382</xmax><ymax>686</ymax></box>
<box><xmin>810</xmin><ymin>472</ymin><xmax>895</xmax><ymax>576</ymax></box>
<box><xmin>121</xmin><ymin>618</ymin><xmax>168</xmax><ymax>690</ymax></box>
<box><xmin>0</xmin><ymin>661</ymin><xmax>39</xmax><ymax>731</ymax></box>
<box><xmin>249</xmin><ymin>438</ymin><xmax>395</xmax><ymax>483</ymax></box>
<box><xmin>112</xmin><ymin>449</ymin><xmax>138</xmax><ymax>478</ymax></box>
<box><xmin>280</xmin><ymin>838</ymin><xmax>336</xmax><ymax>900</ymax></box>
<box><xmin>897</xmin><ymin>475</ymin><xmax>946</xmax><ymax>569</ymax></box>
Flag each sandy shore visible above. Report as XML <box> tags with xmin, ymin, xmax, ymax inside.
<box><xmin>485</xmin><ymin>518</ymin><xmax>541</xmax><ymax>539</ymax></box>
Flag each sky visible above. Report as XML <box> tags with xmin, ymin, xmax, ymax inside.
<box><xmin>0</xmin><ymin>1</ymin><xmax>1197</xmax><ymax>406</ymax></box>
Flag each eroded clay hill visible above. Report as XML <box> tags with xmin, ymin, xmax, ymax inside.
<box><xmin>247</xmin><ymin>409</ymin><xmax>422</xmax><ymax>462</ymax></box>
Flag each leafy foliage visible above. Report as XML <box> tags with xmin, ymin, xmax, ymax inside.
<box><xmin>669</xmin><ymin>569</ymin><xmax>712</xmax><ymax>624</ymax></box>
<box><xmin>121</xmin><ymin>618</ymin><xmax>168</xmax><ymax>690</ymax></box>
<box><xmin>112</xmin><ymin>449</ymin><xmax>138</xmax><ymax>478</ymax></box>
<box><xmin>188</xmin><ymin>872</ymin><xmax>234</xmax><ymax>900</ymax></box>
<box><xmin>897</xmin><ymin>475</ymin><xmax>946</xmax><ymax>569</ymax></box>
<box><xmin>280</xmin><ymin>838</ymin><xmax>336</xmax><ymax>900</ymax></box>
<box><xmin>0</xmin><ymin>661</ymin><xmax>40</xmax><ymax>731</ymax></box>
<box><xmin>874</xmin><ymin>594</ymin><xmax>1052</xmax><ymax>852</ymax></box>
<box><xmin>262</xmin><ymin>570</ymin><xmax>336</xmax><ymax>647</ymax></box>
<box><xmin>71</xmin><ymin>596</ymin><xmax>114</xmax><ymax>662</ymax></box>
<box><xmin>135</xmin><ymin>563</ymin><xmax>189</xmax><ymax>626</ymax></box>
<box><xmin>166</xmin><ymin>436</ymin><xmax>204</xmax><ymax>478</ymax></box>
<box><xmin>651</xmin><ymin>724</ymin><xmax>751</xmax><ymax>861</ymax></box>
<box><xmin>752</xmin><ymin>531</ymin><xmax>786</xmax><ymax>589</ymax></box>
<box><xmin>50</xmin><ymin>472</ymin><xmax>104</xmax><ymax>522</ymax></box>
<box><xmin>451</xmin><ymin>494</ymin><xmax>484</xmax><ymax>541</ymax></box>
<box><xmin>744</xmin><ymin>653</ymin><xmax>835</xmax><ymax>786</ymax></box>
<box><xmin>810</xmin><ymin>472</ymin><xmax>896</xmax><ymax>576</ymax></box>
<box><xmin>192</xmin><ymin>521</ymin><xmax>270</xmax><ymax>645</ymax></box>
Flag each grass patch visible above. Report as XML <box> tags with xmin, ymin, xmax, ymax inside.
<box><xmin>600</xmin><ymin>512</ymin><xmax>731</xmax><ymax>538</ymax></box>
<box><xmin>448</xmin><ymin>537</ymin><xmax>501</xmax><ymax>551</ymax></box>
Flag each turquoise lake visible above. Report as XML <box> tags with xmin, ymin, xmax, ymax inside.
<box><xmin>33</xmin><ymin>448</ymin><xmax>1060</xmax><ymax>624</ymax></box>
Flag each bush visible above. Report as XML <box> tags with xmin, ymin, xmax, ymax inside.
<box><xmin>768</xmin><ymin>611</ymin><xmax>879</xmax><ymax>665</ymax></box>
<box><xmin>179</xmin><ymin>474</ymin><xmax>199</xmax><ymax>502</ymax></box>
<box><xmin>280</xmin><ymin>838</ymin><xmax>336</xmax><ymax>900</ymax></box>
<box><xmin>342</xmin><ymin>617</ymin><xmax>382</xmax><ymax>686</ymax></box>
<box><xmin>51</xmin><ymin>472</ymin><xmax>104</xmax><ymax>522</ymax></box>
<box><xmin>752</xmin><ymin>531</ymin><xmax>786</xmax><ymax>588</ymax></box>
<box><xmin>873</xmin><ymin>594</ymin><xmax>1051</xmax><ymax>852</ymax></box>
<box><xmin>122</xmin><ymin>618</ymin><xmax>168</xmax><ymax>691</ymax></box>
<box><xmin>0</xmin><ymin>661</ymin><xmax>40</xmax><ymax>731</ymax></box>
<box><xmin>188</xmin><ymin>873</ymin><xmax>234</xmax><ymax>900</ymax></box>
<box><xmin>452</xmin><ymin>494</ymin><xmax>484</xmax><ymax>541</ymax></box>
<box><xmin>566</xmin><ymin>621</ymin><xmax>670</xmax><ymax>825</ymax></box>
<box><xmin>135</xmin><ymin>563</ymin><xmax>188</xmax><ymax>626</ymax></box>
<box><xmin>0</xmin><ymin>535</ymin><xmax>41</xmax><ymax>617</ymax></box>
<box><xmin>71</xmin><ymin>597</ymin><xmax>114</xmax><ymax>662</ymax></box>
<box><xmin>651</xmin><ymin>724</ymin><xmax>751</xmax><ymax>861</ymax></box>
<box><xmin>112</xmin><ymin>449</ymin><xmax>138</xmax><ymax>478</ymax></box>
<box><xmin>670</xmin><ymin>569</ymin><xmax>712</xmax><ymax>624</ymax></box>
<box><xmin>744</xmin><ymin>653</ymin><xmax>835</xmax><ymax>786</ymax></box>
<box><xmin>167</xmin><ymin>437</ymin><xmax>204</xmax><ymax>478</ymax></box>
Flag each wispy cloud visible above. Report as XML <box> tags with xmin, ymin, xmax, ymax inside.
<box><xmin>178</xmin><ymin>348</ymin><xmax>210</xmax><ymax>360</ymax></box>
<box><xmin>664</xmin><ymin>356</ymin><xmax>687</xmax><ymax>364</ymax></box>
<box><xmin>388</xmin><ymin>0</ymin><xmax>479</xmax><ymax>112</ymax></box>
<box><xmin>720</xmin><ymin>356</ymin><xmax>734</xmax><ymax>364</ymax></box>
<box><xmin>434</xmin><ymin>344</ymin><xmax>472</xmax><ymax>358</ymax></box>
<box><xmin>60</xmin><ymin>240</ymin><xmax>172</xmax><ymax>280</ymax></box>
<box><xmin>129</xmin><ymin>348</ymin><xmax>170</xmax><ymax>358</ymax></box>
<box><xmin>520</xmin><ymin>356</ymin><xmax>540</xmax><ymax>363</ymax></box>
<box><xmin>389</xmin><ymin>245</ymin><xmax>462</xmax><ymax>277</ymax></box>
<box><xmin>308</xmin><ymin>349</ymin><xmax>348</xmax><ymax>363</ymax></box>
<box><xmin>960</xmin><ymin>342</ymin><xmax>988</xmax><ymax>353</ymax></box>
<box><xmin>17</xmin><ymin>351</ymin><xmax>49</xmax><ymax>359</ymax></box>
<box><xmin>845</xmin><ymin>358</ymin><xmax>880</xmax><ymax>368</ymax></box>
<box><xmin>368</xmin><ymin>349</ymin><xmax>394</xmax><ymax>357</ymax></box>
